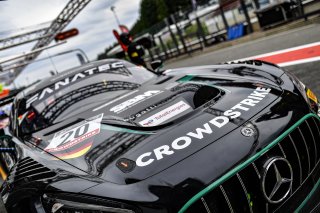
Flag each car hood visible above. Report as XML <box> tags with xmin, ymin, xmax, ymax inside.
<box><xmin>31</xmin><ymin>73</ymin><xmax>283</xmax><ymax>184</ymax></box>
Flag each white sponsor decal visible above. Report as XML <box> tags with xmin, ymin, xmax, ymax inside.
<box><xmin>136</xmin><ymin>87</ymin><xmax>272</xmax><ymax>167</ymax></box>
<box><xmin>139</xmin><ymin>101</ymin><xmax>191</xmax><ymax>127</ymax></box>
<box><xmin>110</xmin><ymin>90</ymin><xmax>163</xmax><ymax>114</ymax></box>
<box><xmin>45</xmin><ymin>113</ymin><xmax>103</xmax><ymax>152</ymax></box>
<box><xmin>93</xmin><ymin>90</ymin><xmax>139</xmax><ymax>112</ymax></box>
<box><xmin>26</xmin><ymin>62</ymin><xmax>125</xmax><ymax>108</ymax></box>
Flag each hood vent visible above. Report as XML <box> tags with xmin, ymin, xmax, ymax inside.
<box><xmin>6</xmin><ymin>157</ymin><xmax>56</xmax><ymax>187</ymax></box>
<box><xmin>193</xmin><ymin>85</ymin><xmax>224</xmax><ymax>108</ymax></box>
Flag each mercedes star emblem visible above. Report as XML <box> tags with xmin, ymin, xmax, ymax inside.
<box><xmin>241</xmin><ymin>127</ymin><xmax>255</xmax><ymax>137</ymax></box>
<box><xmin>261</xmin><ymin>157</ymin><xmax>293</xmax><ymax>204</ymax></box>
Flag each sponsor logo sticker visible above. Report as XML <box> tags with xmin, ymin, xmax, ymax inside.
<box><xmin>136</xmin><ymin>87</ymin><xmax>272</xmax><ymax>167</ymax></box>
<box><xmin>139</xmin><ymin>101</ymin><xmax>191</xmax><ymax>127</ymax></box>
<box><xmin>26</xmin><ymin>62</ymin><xmax>127</xmax><ymax>108</ymax></box>
<box><xmin>110</xmin><ymin>90</ymin><xmax>163</xmax><ymax>114</ymax></box>
<box><xmin>45</xmin><ymin>113</ymin><xmax>103</xmax><ymax>159</ymax></box>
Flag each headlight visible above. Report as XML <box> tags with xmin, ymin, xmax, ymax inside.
<box><xmin>42</xmin><ymin>194</ymin><xmax>137</xmax><ymax>213</ymax></box>
<box><xmin>286</xmin><ymin>71</ymin><xmax>319</xmax><ymax>114</ymax></box>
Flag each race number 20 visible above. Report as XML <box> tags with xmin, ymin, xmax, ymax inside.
<box><xmin>45</xmin><ymin>114</ymin><xmax>103</xmax><ymax>152</ymax></box>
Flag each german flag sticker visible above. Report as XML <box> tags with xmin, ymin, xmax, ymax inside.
<box><xmin>307</xmin><ymin>89</ymin><xmax>318</xmax><ymax>103</ymax></box>
<box><xmin>52</xmin><ymin>142</ymin><xmax>93</xmax><ymax>160</ymax></box>
<box><xmin>45</xmin><ymin>114</ymin><xmax>103</xmax><ymax>160</ymax></box>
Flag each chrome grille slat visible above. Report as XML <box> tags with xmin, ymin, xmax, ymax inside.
<box><xmin>219</xmin><ymin>186</ymin><xmax>234</xmax><ymax>213</ymax></box>
<box><xmin>293</xmin><ymin>160</ymin><xmax>320</xmax><ymax>193</ymax></box>
<box><xmin>186</xmin><ymin>117</ymin><xmax>320</xmax><ymax>212</ymax></box>
<box><xmin>201</xmin><ymin>197</ymin><xmax>211</xmax><ymax>213</ymax></box>
<box><xmin>311</xmin><ymin>117</ymin><xmax>320</xmax><ymax>137</ymax></box>
<box><xmin>278</xmin><ymin>143</ymin><xmax>286</xmax><ymax>158</ymax></box>
<box><xmin>252</xmin><ymin>162</ymin><xmax>261</xmax><ymax>179</ymax></box>
<box><xmin>310</xmin><ymin>197</ymin><xmax>320</xmax><ymax>213</ymax></box>
<box><xmin>298</xmin><ymin>127</ymin><xmax>311</xmax><ymax>174</ymax></box>
<box><xmin>236</xmin><ymin>173</ymin><xmax>253</xmax><ymax>213</ymax></box>
<box><xmin>305</xmin><ymin>120</ymin><xmax>318</xmax><ymax>163</ymax></box>
<box><xmin>288</xmin><ymin>134</ymin><xmax>303</xmax><ymax>184</ymax></box>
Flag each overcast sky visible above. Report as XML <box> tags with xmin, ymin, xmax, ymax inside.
<box><xmin>0</xmin><ymin>0</ymin><xmax>141</xmax><ymax>59</ymax></box>
<box><xmin>0</xmin><ymin>0</ymin><xmax>141</xmax><ymax>87</ymax></box>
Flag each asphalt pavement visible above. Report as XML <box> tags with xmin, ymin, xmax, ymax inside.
<box><xmin>164</xmin><ymin>23</ymin><xmax>320</xmax><ymax>96</ymax></box>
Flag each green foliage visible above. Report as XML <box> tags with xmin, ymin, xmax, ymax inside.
<box><xmin>97</xmin><ymin>53</ymin><xmax>107</xmax><ymax>60</ymax></box>
<box><xmin>163</xmin><ymin>0</ymin><xmax>210</xmax><ymax>14</ymax></box>
<box><xmin>164</xmin><ymin>0</ymin><xmax>192</xmax><ymax>14</ymax></box>
<box><xmin>96</xmin><ymin>42</ymin><xmax>118</xmax><ymax>60</ymax></box>
<box><xmin>130</xmin><ymin>18</ymin><xmax>145</xmax><ymax>35</ymax></box>
<box><xmin>184</xmin><ymin>22</ymin><xmax>209</xmax><ymax>36</ymax></box>
<box><xmin>140</xmin><ymin>0</ymin><xmax>158</xmax><ymax>28</ymax></box>
<box><xmin>131</xmin><ymin>0</ymin><xmax>210</xmax><ymax>35</ymax></box>
<box><xmin>165</xmin><ymin>38</ymin><xmax>176</xmax><ymax>49</ymax></box>
<box><xmin>131</xmin><ymin>0</ymin><xmax>170</xmax><ymax>35</ymax></box>
<box><xmin>156</xmin><ymin>0</ymin><xmax>169</xmax><ymax>21</ymax></box>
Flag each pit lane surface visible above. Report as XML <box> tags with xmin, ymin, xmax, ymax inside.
<box><xmin>165</xmin><ymin>24</ymin><xmax>320</xmax><ymax>96</ymax></box>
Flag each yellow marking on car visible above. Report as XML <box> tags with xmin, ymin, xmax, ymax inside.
<box><xmin>0</xmin><ymin>165</ymin><xmax>7</xmax><ymax>181</ymax></box>
<box><xmin>307</xmin><ymin>89</ymin><xmax>318</xmax><ymax>103</ymax></box>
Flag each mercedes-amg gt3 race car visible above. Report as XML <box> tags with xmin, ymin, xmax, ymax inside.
<box><xmin>0</xmin><ymin>59</ymin><xmax>319</xmax><ymax>213</ymax></box>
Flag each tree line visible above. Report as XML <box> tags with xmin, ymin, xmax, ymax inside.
<box><xmin>97</xmin><ymin>0</ymin><xmax>210</xmax><ymax>60</ymax></box>
<box><xmin>130</xmin><ymin>0</ymin><xmax>210</xmax><ymax>35</ymax></box>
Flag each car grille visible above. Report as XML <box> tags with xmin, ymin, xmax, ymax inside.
<box><xmin>4</xmin><ymin>157</ymin><xmax>56</xmax><ymax>190</ymax></box>
<box><xmin>185</xmin><ymin>115</ymin><xmax>320</xmax><ymax>213</ymax></box>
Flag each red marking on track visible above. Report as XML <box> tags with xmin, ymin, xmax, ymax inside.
<box><xmin>255</xmin><ymin>45</ymin><xmax>320</xmax><ymax>64</ymax></box>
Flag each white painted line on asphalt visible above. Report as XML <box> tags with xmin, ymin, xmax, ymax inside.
<box><xmin>233</xmin><ymin>41</ymin><xmax>320</xmax><ymax>67</ymax></box>
<box><xmin>235</xmin><ymin>41</ymin><xmax>320</xmax><ymax>61</ymax></box>
<box><xmin>247</xmin><ymin>41</ymin><xmax>320</xmax><ymax>59</ymax></box>
<box><xmin>278</xmin><ymin>56</ymin><xmax>320</xmax><ymax>67</ymax></box>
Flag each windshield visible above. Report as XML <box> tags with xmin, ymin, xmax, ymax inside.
<box><xmin>14</xmin><ymin>60</ymin><xmax>155</xmax><ymax>136</ymax></box>
<box><xmin>10</xmin><ymin>50</ymin><xmax>86</xmax><ymax>89</ymax></box>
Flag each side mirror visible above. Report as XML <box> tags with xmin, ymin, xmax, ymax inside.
<box><xmin>150</xmin><ymin>60</ymin><xmax>163</xmax><ymax>73</ymax></box>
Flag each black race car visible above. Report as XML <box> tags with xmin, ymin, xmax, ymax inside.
<box><xmin>0</xmin><ymin>59</ymin><xmax>319</xmax><ymax>213</ymax></box>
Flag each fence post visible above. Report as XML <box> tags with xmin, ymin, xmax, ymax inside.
<box><xmin>239</xmin><ymin>0</ymin><xmax>253</xmax><ymax>33</ymax></box>
<box><xmin>158</xmin><ymin>36</ymin><xmax>169</xmax><ymax>59</ymax></box>
<box><xmin>164</xmin><ymin>18</ymin><xmax>180</xmax><ymax>55</ymax></box>
<box><xmin>219</xmin><ymin>6</ymin><xmax>229</xmax><ymax>30</ymax></box>
<box><xmin>252</xmin><ymin>0</ymin><xmax>260</xmax><ymax>9</ymax></box>
<box><xmin>296</xmin><ymin>0</ymin><xmax>305</xmax><ymax>20</ymax></box>
<box><xmin>195</xmin><ymin>16</ymin><xmax>208</xmax><ymax>46</ymax></box>
<box><xmin>170</xmin><ymin>14</ymin><xmax>188</xmax><ymax>54</ymax></box>
<box><xmin>147</xmin><ymin>49</ymin><xmax>154</xmax><ymax>61</ymax></box>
